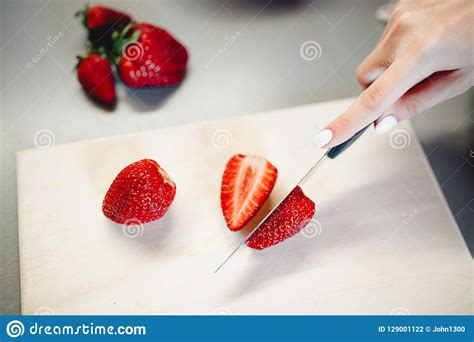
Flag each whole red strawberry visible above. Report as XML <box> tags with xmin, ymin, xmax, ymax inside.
<box><xmin>116</xmin><ymin>23</ymin><xmax>188</xmax><ymax>87</ymax></box>
<box><xmin>102</xmin><ymin>159</ymin><xmax>176</xmax><ymax>225</ymax></box>
<box><xmin>76</xmin><ymin>5</ymin><xmax>132</xmax><ymax>49</ymax></box>
<box><xmin>84</xmin><ymin>6</ymin><xmax>131</xmax><ymax>31</ymax></box>
<box><xmin>246</xmin><ymin>186</ymin><xmax>315</xmax><ymax>250</ymax></box>
<box><xmin>77</xmin><ymin>53</ymin><xmax>116</xmax><ymax>107</ymax></box>
<box><xmin>221</xmin><ymin>154</ymin><xmax>278</xmax><ymax>231</ymax></box>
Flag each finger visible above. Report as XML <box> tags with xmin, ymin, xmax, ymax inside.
<box><xmin>355</xmin><ymin>37</ymin><xmax>392</xmax><ymax>87</ymax></box>
<box><xmin>374</xmin><ymin>69</ymin><xmax>474</xmax><ymax>134</ymax></box>
<box><xmin>356</xmin><ymin>57</ymin><xmax>385</xmax><ymax>88</ymax></box>
<box><xmin>356</xmin><ymin>2</ymin><xmax>420</xmax><ymax>87</ymax></box>
<box><xmin>318</xmin><ymin>44</ymin><xmax>434</xmax><ymax>149</ymax></box>
<box><xmin>355</xmin><ymin>10</ymin><xmax>402</xmax><ymax>87</ymax></box>
<box><xmin>356</xmin><ymin>32</ymin><xmax>413</xmax><ymax>87</ymax></box>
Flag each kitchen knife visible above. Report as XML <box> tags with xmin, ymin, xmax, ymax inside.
<box><xmin>214</xmin><ymin>124</ymin><xmax>371</xmax><ymax>273</ymax></box>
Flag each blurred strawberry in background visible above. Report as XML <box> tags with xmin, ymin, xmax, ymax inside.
<box><xmin>112</xmin><ymin>23</ymin><xmax>188</xmax><ymax>88</ymax></box>
<box><xmin>75</xmin><ymin>4</ymin><xmax>188</xmax><ymax>108</ymax></box>
<box><xmin>77</xmin><ymin>53</ymin><xmax>116</xmax><ymax>108</ymax></box>
<box><xmin>76</xmin><ymin>5</ymin><xmax>132</xmax><ymax>50</ymax></box>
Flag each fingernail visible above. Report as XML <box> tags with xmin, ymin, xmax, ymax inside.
<box><xmin>375</xmin><ymin>115</ymin><xmax>397</xmax><ymax>135</ymax></box>
<box><xmin>312</xmin><ymin>129</ymin><xmax>333</xmax><ymax>148</ymax></box>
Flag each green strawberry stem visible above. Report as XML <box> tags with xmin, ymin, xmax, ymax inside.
<box><xmin>74</xmin><ymin>47</ymin><xmax>108</xmax><ymax>70</ymax></box>
<box><xmin>74</xmin><ymin>3</ymin><xmax>89</xmax><ymax>28</ymax></box>
<box><xmin>110</xmin><ymin>24</ymin><xmax>141</xmax><ymax>65</ymax></box>
<box><xmin>74</xmin><ymin>5</ymin><xmax>139</xmax><ymax>67</ymax></box>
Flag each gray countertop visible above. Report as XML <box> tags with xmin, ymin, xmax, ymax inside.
<box><xmin>1</xmin><ymin>0</ymin><xmax>472</xmax><ymax>314</ymax></box>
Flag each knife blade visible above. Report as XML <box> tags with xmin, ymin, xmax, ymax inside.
<box><xmin>214</xmin><ymin>124</ymin><xmax>370</xmax><ymax>273</ymax></box>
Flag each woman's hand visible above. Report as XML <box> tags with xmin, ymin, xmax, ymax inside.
<box><xmin>313</xmin><ymin>0</ymin><xmax>474</xmax><ymax>149</ymax></box>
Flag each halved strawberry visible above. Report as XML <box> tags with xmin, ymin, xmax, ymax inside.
<box><xmin>220</xmin><ymin>154</ymin><xmax>278</xmax><ymax>231</ymax></box>
<box><xmin>246</xmin><ymin>186</ymin><xmax>315</xmax><ymax>250</ymax></box>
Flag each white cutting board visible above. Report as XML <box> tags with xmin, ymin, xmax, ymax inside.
<box><xmin>17</xmin><ymin>98</ymin><xmax>473</xmax><ymax>315</ymax></box>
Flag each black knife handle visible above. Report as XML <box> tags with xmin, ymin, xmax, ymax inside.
<box><xmin>327</xmin><ymin>124</ymin><xmax>371</xmax><ymax>159</ymax></box>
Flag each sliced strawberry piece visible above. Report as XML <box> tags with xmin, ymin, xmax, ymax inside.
<box><xmin>221</xmin><ymin>154</ymin><xmax>278</xmax><ymax>231</ymax></box>
<box><xmin>102</xmin><ymin>159</ymin><xmax>176</xmax><ymax>225</ymax></box>
<box><xmin>246</xmin><ymin>186</ymin><xmax>315</xmax><ymax>250</ymax></box>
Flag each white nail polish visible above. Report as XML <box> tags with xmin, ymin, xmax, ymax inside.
<box><xmin>312</xmin><ymin>129</ymin><xmax>333</xmax><ymax>148</ymax></box>
<box><xmin>375</xmin><ymin>115</ymin><xmax>397</xmax><ymax>135</ymax></box>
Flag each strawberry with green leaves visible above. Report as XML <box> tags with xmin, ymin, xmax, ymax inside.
<box><xmin>75</xmin><ymin>4</ymin><xmax>188</xmax><ymax>108</ymax></box>
<box><xmin>112</xmin><ymin>23</ymin><xmax>188</xmax><ymax>87</ymax></box>
<box><xmin>76</xmin><ymin>5</ymin><xmax>132</xmax><ymax>49</ymax></box>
